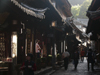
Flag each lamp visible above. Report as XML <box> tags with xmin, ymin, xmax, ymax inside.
<box><xmin>66</xmin><ymin>33</ymin><xmax>68</xmax><ymax>35</ymax></box>
<box><xmin>51</xmin><ymin>21</ymin><xmax>57</xmax><ymax>27</ymax></box>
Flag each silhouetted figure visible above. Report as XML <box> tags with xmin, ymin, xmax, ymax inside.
<box><xmin>73</xmin><ymin>50</ymin><xmax>79</xmax><ymax>70</ymax></box>
<box><xmin>80</xmin><ymin>49</ymin><xmax>85</xmax><ymax>62</ymax></box>
<box><xmin>87</xmin><ymin>49</ymin><xmax>95</xmax><ymax>71</ymax></box>
<box><xmin>21</xmin><ymin>53</ymin><xmax>37</xmax><ymax>75</ymax></box>
<box><xmin>62</xmin><ymin>49</ymin><xmax>70</xmax><ymax>70</ymax></box>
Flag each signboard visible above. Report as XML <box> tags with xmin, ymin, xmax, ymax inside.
<box><xmin>26</xmin><ymin>29</ymin><xmax>31</xmax><ymax>53</ymax></box>
<box><xmin>47</xmin><ymin>34</ymin><xmax>54</xmax><ymax>37</ymax></box>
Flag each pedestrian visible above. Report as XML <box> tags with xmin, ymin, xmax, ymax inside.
<box><xmin>73</xmin><ymin>49</ymin><xmax>79</xmax><ymax>70</ymax></box>
<box><xmin>62</xmin><ymin>49</ymin><xmax>70</xmax><ymax>70</ymax></box>
<box><xmin>21</xmin><ymin>53</ymin><xmax>37</xmax><ymax>75</ymax></box>
<box><xmin>87</xmin><ymin>49</ymin><xmax>95</xmax><ymax>71</ymax></box>
<box><xmin>80</xmin><ymin>49</ymin><xmax>85</xmax><ymax>62</ymax></box>
<box><xmin>35</xmin><ymin>39</ymin><xmax>41</xmax><ymax>58</ymax></box>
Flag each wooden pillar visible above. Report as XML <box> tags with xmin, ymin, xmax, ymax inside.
<box><xmin>52</xmin><ymin>30</ymin><xmax>56</xmax><ymax>69</ymax></box>
<box><xmin>57</xmin><ymin>41</ymin><xmax>61</xmax><ymax>55</ymax></box>
<box><xmin>33</xmin><ymin>28</ymin><xmax>36</xmax><ymax>61</ymax></box>
<box><xmin>97</xmin><ymin>40</ymin><xmax>100</xmax><ymax>63</ymax></box>
<box><xmin>8</xmin><ymin>32</ymin><xmax>12</xmax><ymax>75</ymax></box>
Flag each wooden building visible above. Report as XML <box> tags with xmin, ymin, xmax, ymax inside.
<box><xmin>0</xmin><ymin>0</ymin><xmax>49</xmax><ymax>75</ymax></box>
<box><xmin>86</xmin><ymin>0</ymin><xmax>100</xmax><ymax>62</ymax></box>
<box><xmin>0</xmin><ymin>0</ymin><xmax>74</xmax><ymax>74</ymax></box>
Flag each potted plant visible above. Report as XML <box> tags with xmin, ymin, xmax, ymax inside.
<box><xmin>36</xmin><ymin>58</ymin><xmax>41</xmax><ymax>70</ymax></box>
<box><xmin>41</xmin><ymin>57</ymin><xmax>46</xmax><ymax>68</ymax></box>
<box><xmin>47</xmin><ymin>55</ymin><xmax>52</xmax><ymax>66</ymax></box>
<box><xmin>57</xmin><ymin>54</ymin><xmax>62</xmax><ymax>66</ymax></box>
<box><xmin>15</xmin><ymin>64</ymin><xmax>22</xmax><ymax>75</ymax></box>
<box><xmin>57</xmin><ymin>54</ymin><xmax>62</xmax><ymax>61</ymax></box>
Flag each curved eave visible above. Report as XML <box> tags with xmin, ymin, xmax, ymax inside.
<box><xmin>87</xmin><ymin>10</ymin><xmax>100</xmax><ymax>19</ymax></box>
<box><xmin>11</xmin><ymin>0</ymin><xmax>48</xmax><ymax>19</ymax></box>
<box><xmin>53</xmin><ymin>0</ymin><xmax>72</xmax><ymax>18</ymax></box>
<box><xmin>66</xmin><ymin>20</ymin><xmax>88</xmax><ymax>38</ymax></box>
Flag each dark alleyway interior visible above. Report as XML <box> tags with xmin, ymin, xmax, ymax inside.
<box><xmin>0</xmin><ymin>0</ymin><xmax>100</xmax><ymax>75</ymax></box>
<box><xmin>51</xmin><ymin>58</ymin><xmax>100</xmax><ymax>75</ymax></box>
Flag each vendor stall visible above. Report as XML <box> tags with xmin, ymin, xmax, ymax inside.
<box><xmin>0</xmin><ymin>58</ymin><xmax>13</xmax><ymax>75</ymax></box>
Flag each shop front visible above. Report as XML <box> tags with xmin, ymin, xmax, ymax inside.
<box><xmin>0</xmin><ymin>32</ymin><xmax>16</xmax><ymax>75</ymax></box>
<box><xmin>0</xmin><ymin>32</ymin><xmax>9</xmax><ymax>75</ymax></box>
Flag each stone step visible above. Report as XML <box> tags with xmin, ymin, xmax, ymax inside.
<box><xmin>34</xmin><ymin>67</ymin><xmax>52</xmax><ymax>75</ymax></box>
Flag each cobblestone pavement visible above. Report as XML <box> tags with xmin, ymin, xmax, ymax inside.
<box><xmin>51</xmin><ymin>58</ymin><xmax>100</xmax><ymax>75</ymax></box>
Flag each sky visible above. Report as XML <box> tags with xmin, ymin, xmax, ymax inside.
<box><xmin>68</xmin><ymin>0</ymin><xmax>85</xmax><ymax>5</ymax></box>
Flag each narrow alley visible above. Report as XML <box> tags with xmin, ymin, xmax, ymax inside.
<box><xmin>0</xmin><ymin>0</ymin><xmax>100</xmax><ymax>75</ymax></box>
<box><xmin>51</xmin><ymin>58</ymin><xmax>100</xmax><ymax>75</ymax></box>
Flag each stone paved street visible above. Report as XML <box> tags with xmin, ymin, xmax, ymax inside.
<box><xmin>51</xmin><ymin>58</ymin><xmax>100</xmax><ymax>75</ymax></box>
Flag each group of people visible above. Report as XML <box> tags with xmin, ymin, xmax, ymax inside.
<box><xmin>62</xmin><ymin>48</ymin><xmax>98</xmax><ymax>71</ymax></box>
<box><xmin>87</xmin><ymin>49</ymin><xmax>96</xmax><ymax>71</ymax></box>
<box><xmin>20</xmin><ymin>42</ymin><xmax>98</xmax><ymax>75</ymax></box>
<box><xmin>62</xmin><ymin>49</ymin><xmax>79</xmax><ymax>70</ymax></box>
<box><xmin>81</xmin><ymin>49</ymin><xmax>97</xmax><ymax>71</ymax></box>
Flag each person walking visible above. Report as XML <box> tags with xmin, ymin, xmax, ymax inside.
<box><xmin>87</xmin><ymin>49</ymin><xmax>95</xmax><ymax>71</ymax></box>
<box><xmin>21</xmin><ymin>53</ymin><xmax>37</xmax><ymax>75</ymax></box>
<box><xmin>35</xmin><ymin>39</ymin><xmax>41</xmax><ymax>58</ymax></box>
<box><xmin>80</xmin><ymin>49</ymin><xmax>85</xmax><ymax>62</ymax></box>
<box><xmin>73</xmin><ymin>49</ymin><xmax>79</xmax><ymax>70</ymax></box>
<box><xmin>62</xmin><ymin>49</ymin><xmax>70</xmax><ymax>70</ymax></box>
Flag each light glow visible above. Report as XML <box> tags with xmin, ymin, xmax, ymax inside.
<box><xmin>12</xmin><ymin>35</ymin><xmax>17</xmax><ymax>43</ymax></box>
<box><xmin>52</xmin><ymin>21</ymin><xmax>56</xmax><ymax>27</ymax></box>
<box><xmin>11</xmin><ymin>32</ymin><xmax>17</xmax><ymax>58</ymax></box>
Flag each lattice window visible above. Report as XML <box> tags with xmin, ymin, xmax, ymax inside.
<box><xmin>0</xmin><ymin>33</ymin><xmax>5</xmax><ymax>60</ymax></box>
